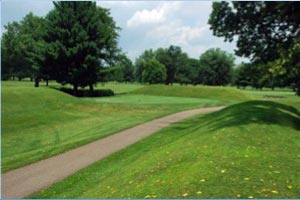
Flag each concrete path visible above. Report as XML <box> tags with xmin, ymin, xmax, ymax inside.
<box><xmin>2</xmin><ymin>106</ymin><xmax>225</xmax><ymax>198</ymax></box>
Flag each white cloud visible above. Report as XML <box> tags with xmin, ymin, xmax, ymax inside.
<box><xmin>127</xmin><ymin>8</ymin><xmax>166</xmax><ymax>27</ymax></box>
<box><xmin>126</xmin><ymin>2</ymin><xmax>181</xmax><ymax>27</ymax></box>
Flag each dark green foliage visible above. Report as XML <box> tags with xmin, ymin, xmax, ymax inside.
<box><xmin>102</xmin><ymin>66</ymin><xmax>124</xmax><ymax>82</ymax></box>
<box><xmin>116</xmin><ymin>54</ymin><xmax>134</xmax><ymax>82</ymax></box>
<box><xmin>142</xmin><ymin>59</ymin><xmax>167</xmax><ymax>84</ymax></box>
<box><xmin>1</xmin><ymin>13</ymin><xmax>45</xmax><ymax>81</ymax></box>
<box><xmin>134</xmin><ymin>49</ymin><xmax>156</xmax><ymax>82</ymax></box>
<box><xmin>209</xmin><ymin>2</ymin><xmax>300</xmax><ymax>62</ymax></box>
<box><xmin>44</xmin><ymin>1</ymin><xmax>119</xmax><ymax>91</ymax></box>
<box><xmin>197</xmin><ymin>48</ymin><xmax>234</xmax><ymax>85</ymax></box>
<box><xmin>156</xmin><ymin>45</ymin><xmax>189</xmax><ymax>85</ymax></box>
<box><xmin>58</xmin><ymin>87</ymin><xmax>114</xmax><ymax>97</ymax></box>
<box><xmin>209</xmin><ymin>2</ymin><xmax>300</xmax><ymax>95</ymax></box>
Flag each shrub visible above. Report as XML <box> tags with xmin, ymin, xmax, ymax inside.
<box><xmin>58</xmin><ymin>88</ymin><xmax>114</xmax><ymax>97</ymax></box>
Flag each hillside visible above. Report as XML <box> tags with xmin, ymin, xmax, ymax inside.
<box><xmin>33</xmin><ymin>100</ymin><xmax>300</xmax><ymax>198</ymax></box>
<box><xmin>131</xmin><ymin>85</ymin><xmax>252</xmax><ymax>102</ymax></box>
<box><xmin>2</xmin><ymin>81</ymin><xmax>226</xmax><ymax>172</ymax></box>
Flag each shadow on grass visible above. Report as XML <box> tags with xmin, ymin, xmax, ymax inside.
<box><xmin>197</xmin><ymin>100</ymin><xmax>300</xmax><ymax>131</ymax></box>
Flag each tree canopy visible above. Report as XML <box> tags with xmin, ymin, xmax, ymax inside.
<box><xmin>43</xmin><ymin>1</ymin><xmax>119</xmax><ymax>91</ymax></box>
<box><xmin>209</xmin><ymin>1</ymin><xmax>300</xmax><ymax>94</ymax></box>
<box><xmin>197</xmin><ymin>48</ymin><xmax>234</xmax><ymax>86</ymax></box>
<box><xmin>142</xmin><ymin>59</ymin><xmax>167</xmax><ymax>84</ymax></box>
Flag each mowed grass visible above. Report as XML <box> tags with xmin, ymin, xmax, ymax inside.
<box><xmin>240</xmin><ymin>89</ymin><xmax>300</xmax><ymax>110</ymax></box>
<box><xmin>32</xmin><ymin>100</ymin><xmax>300</xmax><ymax>198</ymax></box>
<box><xmin>84</xmin><ymin>94</ymin><xmax>222</xmax><ymax>106</ymax></box>
<box><xmin>132</xmin><ymin>84</ymin><xmax>252</xmax><ymax>102</ymax></box>
<box><xmin>95</xmin><ymin>82</ymin><xmax>145</xmax><ymax>94</ymax></box>
<box><xmin>1</xmin><ymin>81</ymin><xmax>227</xmax><ymax>172</ymax></box>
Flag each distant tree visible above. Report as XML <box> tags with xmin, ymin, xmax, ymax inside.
<box><xmin>176</xmin><ymin>58</ymin><xmax>199</xmax><ymax>85</ymax></box>
<box><xmin>197</xmin><ymin>48</ymin><xmax>234</xmax><ymax>85</ymax></box>
<box><xmin>1</xmin><ymin>22</ymin><xmax>30</xmax><ymax>80</ymax></box>
<box><xmin>134</xmin><ymin>49</ymin><xmax>155</xmax><ymax>82</ymax></box>
<box><xmin>20</xmin><ymin>13</ymin><xmax>47</xmax><ymax>86</ymax></box>
<box><xmin>117</xmin><ymin>54</ymin><xmax>134</xmax><ymax>82</ymax></box>
<box><xmin>233</xmin><ymin>64</ymin><xmax>250</xmax><ymax>89</ymax></box>
<box><xmin>209</xmin><ymin>1</ymin><xmax>300</xmax><ymax>94</ymax></box>
<box><xmin>142</xmin><ymin>59</ymin><xmax>166</xmax><ymax>84</ymax></box>
<box><xmin>1</xmin><ymin>22</ymin><xmax>20</xmax><ymax>80</ymax></box>
<box><xmin>44</xmin><ymin>1</ymin><xmax>119</xmax><ymax>92</ymax></box>
<box><xmin>156</xmin><ymin>45</ymin><xmax>188</xmax><ymax>85</ymax></box>
<box><xmin>234</xmin><ymin>63</ymin><xmax>266</xmax><ymax>89</ymax></box>
<box><xmin>1</xmin><ymin>13</ymin><xmax>45</xmax><ymax>83</ymax></box>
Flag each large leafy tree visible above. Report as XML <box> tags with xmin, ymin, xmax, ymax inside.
<box><xmin>197</xmin><ymin>48</ymin><xmax>234</xmax><ymax>86</ymax></box>
<box><xmin>156</xmin><ymin>45</ymin><xmax>188</xmax><ymax>85</ymax></box>
<box><xmin>1</xmin><ymin>22</ymin><xmax>24</xmax><ymax>80</ymax></box>
<box><xmin>1</xmin><ymin>13</ymin><xmax>45</xmax><ymax>82</ymax></box>
<box><xmin>142</xmin><ymin>59</ymin><xmax>167</xmax><ymax>84</ymax></box>
<box><xmin>209</xmin><ymin>2</ymin><xmax>300</xmax><ymax>93</ymax></box>
<box><xmin>176</xmin><ymin>58</ymin><xmax>199</xmax><ymax>85</ymax></box>
<box><xmin>117</xmin><ymin>54</ymin><xmax>134</xmax><ymax>83</ymax></box>
<box><xmin>44</xmin><ymin>1</ymin><xmax>119</xmax><ymax>91</ymax></box>
<box><xmin>134</xmin><ymin>49</ymin><xmax>155</xmax><ymax>82</ymax></box>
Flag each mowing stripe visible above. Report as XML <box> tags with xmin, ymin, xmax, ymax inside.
<box><xmin>2</xmin><ymin>106</ymin><xmax>225</xmax><ymax>198</ymax></box>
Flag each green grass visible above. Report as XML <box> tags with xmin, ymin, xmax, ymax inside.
<box><xmin>240</xmin><ymin>88</ymin><xmax>300</xmax><ymax>110</ymax></box>
<box><xmin>32</xmin><ymin>100</ymin><xmax>300</xmax><ymax>198</ymax></box>
<box><xmin>131</xmin><ymin>84</ymin><xmax>252</xmax><ymax>102</ymax></box>
<box><xmin>84</xmin><ymin>94</ymin><xmax>222</xmax><ymax>106</ymax></box>
<box><xmin>95</xmin><ymin>82</ymin><xmax>145</xmax><ymax>94</ymax></box>
<box><xmin>1</xmin><ymin>81</ymin><xmax>226</xmax><ymax>172</ymax></box>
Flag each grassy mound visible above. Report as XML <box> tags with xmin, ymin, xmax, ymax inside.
<box><xmin>2</xmin><ymin>81</ymin><xmax>225</xmax><ymax>172</ymax></box>
<box><xmin>131</xmin><ymin>85</ymin><xmax>252</xmax><ymax>102</ymax></box>
<box><xmin>32</xmin><ymin>101</ymin><xmax>300</xmax><ymax>198</ymax></box>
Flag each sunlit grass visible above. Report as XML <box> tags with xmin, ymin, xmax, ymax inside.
<box><xmin>32</xmin><ymin>101</ymin><xmax>300</xmax><ymax>198</ymax></box>
<box><xmin>1</xmin><ymin>81</ymin><xmax>227</xmax><ymax>172</ymax></box>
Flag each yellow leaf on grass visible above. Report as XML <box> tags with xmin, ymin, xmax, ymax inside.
<box><xmin>182</xmin><ymin>193</ymin><xmax>188</xmax><ymax>197</ymax></box>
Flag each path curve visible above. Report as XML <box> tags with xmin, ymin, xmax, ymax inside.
<box><xmin>2</xmin><ymin>106</ymin><xmax>225</xmax><ymax>198</ymax></box>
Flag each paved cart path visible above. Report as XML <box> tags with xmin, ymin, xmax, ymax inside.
<box><xmin>2</xmin><ymin>106</ymin><xmax>225</xmax><ymax>198</ymax></box>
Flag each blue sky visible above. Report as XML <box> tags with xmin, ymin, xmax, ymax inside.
<box><xmin>1</xmin><ymin>0</ymin><xmax>248</xmax><ymax>64</ymax></box>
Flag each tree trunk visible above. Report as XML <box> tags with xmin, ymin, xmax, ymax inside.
<box><xmin>89</xmin><ymin>84</ymin><xmax>94</xmax><ymax>92</ymax></box>
<box><xmin>18</xmin><ymin>77</ymin><xmax>22</xmax><ymax>81</ymax></box>
<box><xmin>34</xmin><ymin>78</ymin><xmax>40</xmax><ymax>87</ymax></box>
<box><xmin>297</xmin><ymin>68</ymin><xmax>300</xmax><ymax>96</ymax></box>
<box><xmin>30</xmin><ymin>77</ymin><xmax>33</xmax><ymax>82</ymax></box>
<box><xmin>12</xmin><ymin>76</ymin><xmax>15</xmax><ymax>81</ymax></box>
<box><xmin>73</xmin><ymin>85</ymin><xmax>78</xmax><ymax>92</ymax></box>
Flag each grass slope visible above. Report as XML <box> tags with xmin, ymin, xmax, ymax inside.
<box><xmin>84</xmin><ymin>94</ymin><xmax>222</xmax><ymax>106</ymax></box>
<box><xmin>2</xmin><ymin>81</ymin><xmax>225</xmax><ymax>172</ymax></box>
<box><xmin>32</xmin><ymin>101</ymin><xmax>300</xmax><ymax>198</ymax></box>
<box><xmin>131</xmin><ymin>85</ymin><xmax>252</xmax><ymax>102</ymax></box>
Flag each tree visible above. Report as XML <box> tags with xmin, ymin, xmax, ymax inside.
<box><xmin>142</xmin><ymin>59</ymin><xmax>166</xmax><ymax>84</ymax></box>
<box><xmin>156</xmin><ymin>45</ymin><xmax>188</xmax><ymax>85</ymax></box>
<box><xmin>134</xmin><ymin>49</ymin><xmax>155</xmax><ymax>82</ymax></box>
<box><xmin>20</xmin><ymin>13</ymin><xmax>47</xmax><ymax>86</ymax></box>
<box><xmin>44</xmin><ymin>1</ymin><xmax>119</xmax><ymax>92</ymax></box>
<box><xmin>209</xmin><ymin>2</ymin><xmax>300</xmax><ymax>94</ymax></box>
<box><xmin>176</xmin><ymin>58</ymin><xmax>199</xmax><ymax>85</ymax></box>
<box><xmin>116</xmin><ymin>54</ymin><xmax>134</xmax><ymax>82</ymax></box>
<box><xmin>197</xmin><ymin>48</ymin><xmax>234</xmax><ymax>85</ymax></box>
<box><xmin>1</xmin><ymin>13</ymin><xmax>46</xmax><ymax>83</ymax></box>
<box><xmin>1</xmin><ymin>22</ymin><xmax>30</xmax><ymax>80</ymax></box>
<box><xmin>234</xmin><ymin>63</ymin><xmax>266</xmax><ymax>89</ymax></box>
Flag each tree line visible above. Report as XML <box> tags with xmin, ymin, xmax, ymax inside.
<box><xmin>2</xmin><ymin>1</ymin><xmax>299</xmax><ymax>94</ymax></box>
<box><xmin>2</xmin><ymin>1</ymin><xmax>119</xmax><ymax>92</ymax></box>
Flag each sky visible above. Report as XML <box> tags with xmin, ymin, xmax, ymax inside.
<box><xmin>1</xmin><ymin>0</ymin><xmax>249</xmax><ymax>64</ymax></box>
